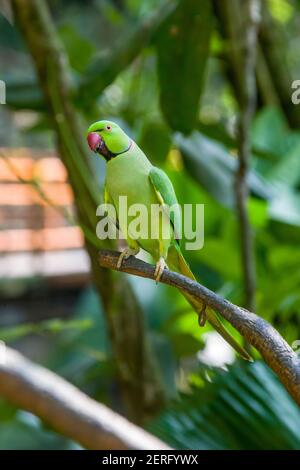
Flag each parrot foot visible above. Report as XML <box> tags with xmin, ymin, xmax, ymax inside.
<box><xmin>198</xmin><ymin>304</ymin><xmax>207</xmax><ymax>327</ymax></box>
<box><xmin>117</xmin><ymin>247</ymin><xmax>140</xmax><ymax>269</ymax></box>
<box><xmin>154</xmin><ymin>257</ymin><xmax>168</xmax><ymax>283</ymax></box>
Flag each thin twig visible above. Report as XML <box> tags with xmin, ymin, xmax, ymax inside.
<box><xmin>0</xmin><ymin>347</ymin><xmax>170</xmax><ymax>450</ymax></box>
<box><xmin>99</xmin><ymin>250</ymin><xmax>300</xmax><ymax>407</ymax></box>
<box><xmin>236</xmin><ymin>0</ymin><xmax>260</xmax><ymax>312</ymax></box>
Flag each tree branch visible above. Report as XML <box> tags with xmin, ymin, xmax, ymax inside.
<box><xmin>235</xmin><ymin>0</ymin><xmax>260</xmax><ymax>313</ymax></box>
<box><xmin>0</xmin><ymin>347</ymin><xmax>169</xmax><ymax>450</ymax></box>
<box><xmin>99</xmin><ymin>250</ymin><xmax>300</xmax><ymax>407</ymax></box>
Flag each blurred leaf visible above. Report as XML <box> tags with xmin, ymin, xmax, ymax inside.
<box><xmin>257</xmin><ymin>246</ymin><xmax>300</xmax><ymax>331</ymax></box>
<box><xmin>269</xmin><ymin>0</ymin><xmax>293</xmax><ymax>23</ymax></box>
<box><xmin>248</xmin><ymin>198</ymin><xmax>268</xmax><ymax>228</ymax></box>
<box><xmin>5</xmin><ymin>76</ymin><xmax>44</xmax><ymax>110</ymax></box>
<box><xmin>79</xmin><ymin>0</ymin><xmax>176</xmax><ymax>105</ymax></box>
<box><xmin>269</xmin><ymin>187</ymin><xmax>300</xmax><ymax>227</ymax></box>
<box><xmin>0</xmin><ymin>416</ymin><xmax>76</xmax><ymax>450</ymax></box>
<box><xmin>169</xmin><ymin>333</ymin><xmax>204</xmax><ymax>357</ymax></box>
<box><xmin>42</xmin><ymin>318</ymin><xmax>92</xmax><ymax>333</ymax></box>
<box><xmin>161</xmin><ymin>307</ymin><xmax>206</xmax><ymax>358</ymax></box>
<box><xmin>196</xmin><ymin>239</ymin><xmax>241</xmax><ymax>280</ymax></box>
<box><xmin>101</xmin><ymin>0</ymin><xmax>124</xmax><ymax>25</ymax></box>
<box><xmin>269</xmin><ymin>245</ymin><xmax>300</xmax><ymax>271</ymax></box>
<box><xmin>0</xmin><ymin>399</ymin><xmax>17</xmax><ymax>422</ymax></box>
<box><xmin>45</xmin><ymin>288</ymin><xmax>113</xmax><ymax>402</ymax></box>
<box><xmin>267</xmin><ymin>144</ymin><xmax>300</xmax><ymax>188</ymax></box>
<box><xmin>252</xmin><ymin>107</ymin><xmax>300</xmax><ymax>164</ymax></box>
<box><xmin>156</xmin><ymin>0</ymin><xmax>213</xmax><ymax>133</ymax></box>
<box><xmin>197</xmin><ymin>121</ymin><xmax>236</xmax><ymax>148</ymax></box>
<box><xmin>59</xmin><ymin>25</ymin><xmax>96</xmax><ymax>73</ymax></box>
<box><xmin>175</xmin><ymin>131</ymin><xmax>272</xmax><ymax>207</ymax></box>
<box><xmin>198</xmin><ymin>120</ymin><xmax>278</xmax><ymax>162</ymax></box>
<box><xmin>0</xmin><ymin>318</ymin><xmax>92</xmax><ymax>342</ymax></box>
<box><xmin>252</xmin><ymin>107</ymin><xmax>288</xmax><ymax>157</ymax></box>
<box><xmin>149</xmin><ymin>332</ymin><xmax>177</xmax><ymax>397</ymax></box>
<box><xmin>0</xmin><ymin>14</ymin><xmax>23</xmax><ymax>50</ymax></box>
<box><xmin>138</xmin><ymin>119</ymin><xmax>172</xmax><ymax>163</ymax></box>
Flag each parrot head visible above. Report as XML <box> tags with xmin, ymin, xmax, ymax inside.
<box><xmin>86</xmin><ymin>120</ymin><xmax>131</xmax><ymax>161</ymax></box>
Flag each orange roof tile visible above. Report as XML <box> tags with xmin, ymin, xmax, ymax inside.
<box><xmin>0</xmin><ymin>227</ymin><xmax>83</xmax><ymax>252</ymax></box>
<box><xmin>0</xmin><ymin>156</ymin><xmax>67</xmax><ymax>182</ymax></box>
<box><xmin>0</xmin><ymin>149</ymin><xmax>84</xmax><ymax>256</ymax></box>
<box><xmin>0</xmin><ymin>183</ymin><xmax>74</xmax><ymax>206</ymax></box>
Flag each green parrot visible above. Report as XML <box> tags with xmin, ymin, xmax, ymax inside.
<box><xmin>87</xmin><ymin>120</ymin><xmax>251</xmax><ymax>361</ymax></box>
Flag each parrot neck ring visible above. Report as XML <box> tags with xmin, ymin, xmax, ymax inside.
<box><xmin>103</xmin><ymin>140</ymin><xmax>133</xmax><ymax>162</ymax></box>
<box><xmin>87</xmin><ymin>132</ymin><xmax>132</xmax><ymax>162</ymax></box>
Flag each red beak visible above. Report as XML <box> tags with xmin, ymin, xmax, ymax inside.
<box><xmin>87</xmin><ymin>132</ymin><xmax>101</xmax><ymax>152</ymax></box>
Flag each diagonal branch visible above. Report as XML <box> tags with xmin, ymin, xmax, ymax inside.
<box><xmin>0</xmin><ymin>347</ymin><xmax>169</xmax><ymax>450</ymax></box>
<box><xmin>99</xmin><ymin>250</ymin><xmax>300</xmax><ymax>407</ymax></box>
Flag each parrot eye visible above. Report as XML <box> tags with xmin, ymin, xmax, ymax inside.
<box><xmin>106</xmin><ymin>125</ymin><xmax>112</xmax><ymax>131</ymax></box>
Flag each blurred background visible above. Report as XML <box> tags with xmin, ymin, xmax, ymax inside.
<box><xmin>0</xmin><ymin>0</ymin><xmax>300</xmax><ymax>450</ymax></box>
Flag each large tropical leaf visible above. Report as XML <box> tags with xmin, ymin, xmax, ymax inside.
<box><xmin>79</xmin><ymin>0</ymin><xmax>176</xmax><ymax>106</ymax></box>
<box><xmin>156</xmin><ymin>0</ymin><xmax>213</xmax><ymax>134</ymax></box>
<box><xmin>149</xmin><ymin>361</ymin><xmax>300</xmax><ymax>450</ymax></box>
<box><xmin>175</xmin><ymin>131</ymin><xmax>273</xmax><ymax>207</ymax></box>
<box><xmin>269</xmin><ymin>186</ymin><xmax>300</xmax><ymax>227</ymax></box>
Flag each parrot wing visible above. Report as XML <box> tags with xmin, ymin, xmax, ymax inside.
<box><xmin>149</xmin><ymin>169</ymin><xmax>252</xmax><ymax>361</ymax></box>
<box><xmin>149</xmin><ymin>167</ymin><xmax>181</xmax><ymax>242</ymax></box>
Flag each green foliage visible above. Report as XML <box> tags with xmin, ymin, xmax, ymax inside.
<box><xmin>175</xmin><ymin>131</ymin><xmax>272</xmax><ymax>208</ymax></box>
<box><xmin>149</xmin><ymin>362</ymin><xmax>300</xmax><ymax>450</ymax></box>
<box><xmin>59</xmin><ymin>25</ymin><xmax>96</xmax><ymax>73</ymax></box>
<box><xmin>0</xmin><ymin>413</ymin><xmax>78</xmax><ymax>450</ymax></box>
<box><xmin>138</xmin><ymin>119</ymin><xmax>172</xmax><ymax>164</ymax></box>
<box><xmin>1</xmin><ymin>0</ymin><xmax>300</xmax><ymax>451</ymax></box>
<box><xmin>79</xmin><ymin>0</ymin><xmax>175</xmax><ymax>106</ymax></box>
<box><xmin>0</xmin><ymin>318</ymin><xmax>92</xmax><ymax>343</ymax></box>
<box><xmin>156</xmin><ymin>0</ymin><xmax>213</xmax><ymax>133</ymax></box>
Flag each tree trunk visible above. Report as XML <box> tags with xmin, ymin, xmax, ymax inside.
<box><xmin>11</xmin><ymin>0</ymin><xmax>164</xmax><ymax>424</ymax></box>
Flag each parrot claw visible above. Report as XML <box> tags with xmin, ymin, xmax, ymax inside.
<box><xmin>198</xmin><ymin>304</ymin><xmax>207</xmax><ymax>327</ymax></box>
<box><xmin>117</xmin><ymin>247</ymin><xmax>139</xmax><ymax>269</ymax></box>
<box><xmin>154</xmin><ymin>257</ymin><xmax>168</xmax><ymax>283</ymax></box>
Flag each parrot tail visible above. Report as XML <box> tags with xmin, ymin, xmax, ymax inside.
<box><xmin>167</xmin><ymin>244</ymin><xmax>252</xmax><ymax>361</ymax></box>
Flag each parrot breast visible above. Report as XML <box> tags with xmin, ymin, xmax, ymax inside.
<box><xmin>105</xmin><ymin>146</ymin><xmax>173</xmax><ymax>259</ymax></box>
